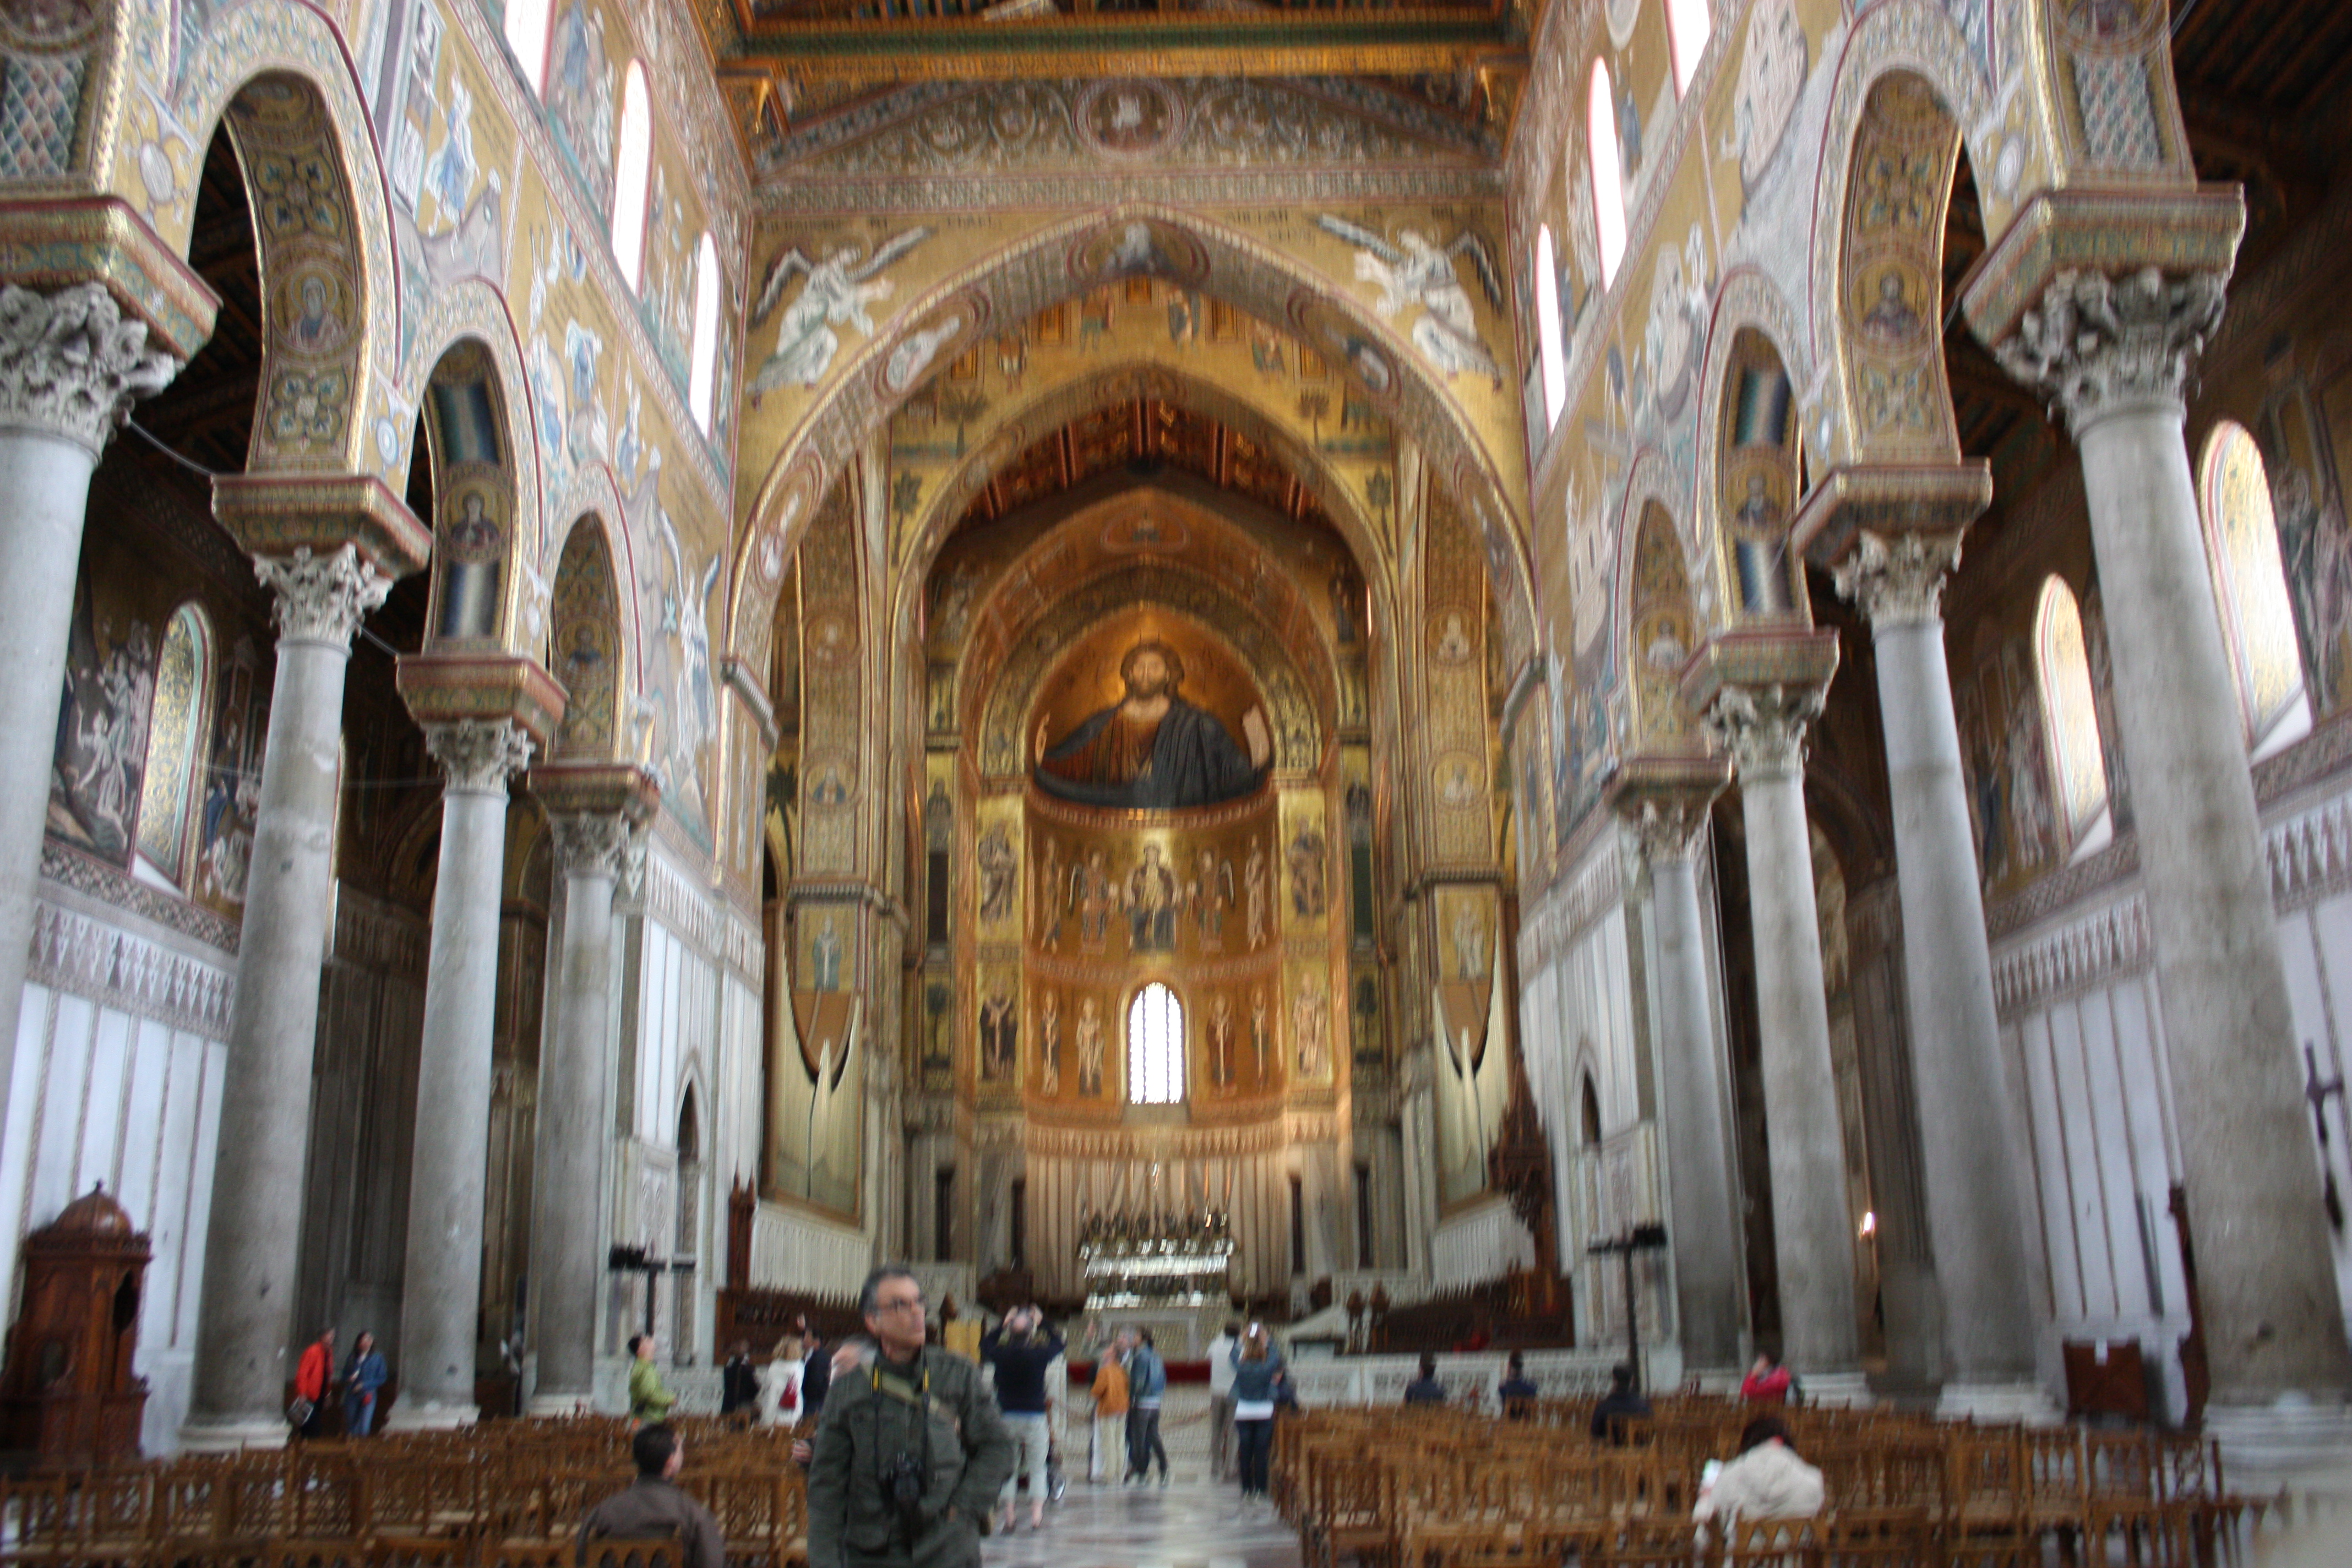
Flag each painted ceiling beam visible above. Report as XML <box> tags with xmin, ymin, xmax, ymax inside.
<box><xmin>734</xmin><ymin>11</ymin><xmax>1515</xmax><ymax>88</ymax></box>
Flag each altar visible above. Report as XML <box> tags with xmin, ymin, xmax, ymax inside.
<box><xmin>1074</xmin><ymin>1210</ymin><xmax>1235</xmax><ymax>1358</ymax></box>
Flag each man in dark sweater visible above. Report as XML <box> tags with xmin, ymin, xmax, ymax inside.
<box><xmin>1403</xmin><ymin>1353</ymin><xmax>1448</xmax><ymax>1406</ymax></box>
<box><xmin>1589</xmin><ymin>1361</ymin><xmax>1652</xmax><ymax>1444</ymax></box>
<box><xmin>981</xmin><ymin>1306</ymin><xmax>1064</xmax><ymax>1532</ymax></box>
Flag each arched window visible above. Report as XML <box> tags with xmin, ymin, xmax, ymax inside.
<box><xmin>612</xmin><ymin>62</ymin><xmax>652</xmax><ymax>292</ymax></box>
<box><xmin>135</xmin><ymin>603</ymin><xmax>211</xmax><ymax>884</ymax></box>
<box><xmin>1127</xmin><ymin>982</ymin><xmax>1185</xmax><ymax>1106</ymax></box>
<box><xmin>2198</xmin><ymin>421</ymin><xmax>2312</xmax><ymax>759</ymax></box>
<box><xmin>2034</xmin><ymin>576</ymin><xmax>2111</xmax><ymax>859</ymax></box>
<box><xmin>1665</xmin><ymin>0</ymin><xmax>1712</xmax><ymax>95</ymax></box>
<box><xmin>1534</xmin><ymin>225</ymin><xmax>1566</xmax><ymax>427</ymax></box>
<box><xmin>503</xmin><ymin>0</ymin><xmax>553</xmax><ymax>95</ymax></box>
<box><xmin>1587</xmin><ymin>59</ymin><xmax>1627</xmax><ymax>290</ymax></box>
<box><xmin>688</xmin><ymin>234</ymin><xmax>721</xmax><ymax>434</ymax></box>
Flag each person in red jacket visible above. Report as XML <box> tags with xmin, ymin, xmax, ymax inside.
<box><xmin>1739</xmin><ymin>1348</ymin><xmax>1793</xmax><ymax>1405</ymax></box>
<box><xmin>293</xmin><ymin>1327</ymin><xmax>336</xmax><ymax>1439</ymax></box>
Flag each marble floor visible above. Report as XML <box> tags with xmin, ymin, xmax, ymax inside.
<box><xmin>979</xmin><ymin>1477</ymin><xmax>1302</xmax><ymax>1568</ymax></box>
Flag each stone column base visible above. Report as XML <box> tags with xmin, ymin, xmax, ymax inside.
<box><xmin>385</xmin><ymin>1398</ymin><xmax>480</xmax><ymax>1431</ymax></box>
<box><xmin>2204</xmin><ymin>1396</ymin><xmax>2352</xmax><ymax>1487</ymax></box>
<box><xmin>177</xmin><ymin>1417</ymin><xmax>293</xmax><ymax>1453</ymax></box>
<box><xmin>1801</xmin><ymin>1372</ymin><xmax>1874</xmax><ymax>1409</ymax></box>
<box><xmin>1937</xmin><ymin>1381</ymin><xmax>2062</xmax><ymax>1425</ymax></box>
<box><xmin>527</xmin><ymin>1392</ymin><xmax>594</xmax><ymax>1418</ymax></box>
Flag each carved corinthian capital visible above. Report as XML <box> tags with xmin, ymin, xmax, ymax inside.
<box><xmin>0</xmin><ymin>283</ymin><xmax>181</xmax><ymax>455</ymax></box>
<box><xmin>424</xmin><ymin>718</ymin><xmax>536</xmax><ymax>795</ymax></box>
<box><xmin>1702</xmin><ymin>684</ymin><xmax>1822</xmax><ymax>782</ymax></box>
<box><xmin>1992</xmin><ymin>266</ymin><xmax>2228</xmax><ymax>432</ymax></box>
<box><xmin>549</xmin><ymin>811</ymin><xmax>635</xmax><ymax>880</ymax></box>
<box><xmin>1833</xmin><ymin>529</ymin><xmax>1963</xmax><ymax>629</ymax></box>
<box><xmin>254</xmin><ymin>544</ymin><xmax>392</xmax><ymax>647</ymax></box>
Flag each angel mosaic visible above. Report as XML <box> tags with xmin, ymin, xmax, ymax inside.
<box><xmin>749</xmin><ymin>227</ymin><xmax>932</xmax><ymax>396</ymax></box>
<box><xmin>1314</xmin><ymin>216</ymin><xmax>1505</xmax><ymax>382</ymax></box>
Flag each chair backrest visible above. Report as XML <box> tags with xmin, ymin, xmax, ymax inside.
<box><xmin>581</xmin><ymin>1539</ymin><xmax>684</xmax><ymax>1568</ymax></box>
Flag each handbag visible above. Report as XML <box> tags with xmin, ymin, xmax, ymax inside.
<box><xmin>286</xmin><ymin>1396</ymin><xmax>314</xmax><ymax>1428</ymax></box>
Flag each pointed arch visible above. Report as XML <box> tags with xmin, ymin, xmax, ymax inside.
<box><xmin>548</xmin><ymin>514</ymin><xmax>626</xmax><ymax>761</ymax></box>
<box><xmin>1713</xmin><ymin>328</ymin><xmax>1805</xmax><ymax>622</ymax></box>
<box><xmin>172</xmin><ymin>10</ymin><xmax>402</xmax><ymax>484</ymax></box>
<box><xmin>726</xmin><ymin>205</ymin><xmax>1534</xmax><ymax>680</ymax></box>
<box><xmin>419</xmin><ymin>339</ymin><xmax>522</xmax><ymax>648</ymax></box>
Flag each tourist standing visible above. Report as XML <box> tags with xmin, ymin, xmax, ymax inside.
<box><xmin>1403</xmin><ymin>1353</ymin><xmax>1447</xmax><ymax>1405</ymax></box>
<box><xmin>1088</xmin><ymin>1339</ymin><xmax>1129</xmax><ymax>1483</ymax></box>
<box><xmin>1205</xmin><ymin>1319</ymin><xmax>1239</xmax><ymax>1482</ymax></box>
<box><xmin>981</xmin><ymin>1305</ymin><xmax>1063</xmax><ymax>1533</ymax></box>
<box><xmin>343</xmin><ymin>1330</ymin><xmax>388</xmax><ymax>1437</ymax></box>
<box><xmin>1739</xmin><ymin>1349</ymin><xmax>1793</xmax><ymax>1404</ymax></box>
<box><xmin>292</xmin><ymin>1326</ymin><xmax>335</xmax><ymax>1439</ymax></box>
<box><xmin>722</xmin><ymin>1341</ymin><xmax>759</xmax><ymax>1417</ymax></box>
<box><xmin>629</xmin><ymin>1333</ymin><xmax>677</xmax><ymax>1424</ymax></box>
<box><xmin>1229</xmin><ymin>1325</ymin><xmax>1283</xmax><ymax>1502</ymax></box>
<box><xmin>805</xmin><ymin>1267</ymin><xmax>1014</xmax><ymax>1568</ymax></box>
<box><xmin>1124</xmin><ymin>1329</ymin><xmax>1168</xmax><ymax>1486</ymax></box>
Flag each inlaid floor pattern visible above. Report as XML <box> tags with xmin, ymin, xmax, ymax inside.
<box><xmin>986</xmin><ymin>1387</ymin><xmax>1300</xmax><ymax>1568</ymax></box>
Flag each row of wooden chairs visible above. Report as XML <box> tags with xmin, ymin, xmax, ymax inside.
<box><xmin>0</xmin><ymin>1421</ymin><xmax>808</xmax><ymax>1568</ymax></box>
<box><xmin>1275</xmin><ymin>1396</ymin><xmax>2289</xmax><ymax>1568</ymax></box>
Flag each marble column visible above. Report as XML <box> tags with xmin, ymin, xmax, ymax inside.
<box><xmin>0</xmin><ymin>283</ymin><xmax>181</xmax><ymax>1140</ymax></box>
<box><xmin>1685</xmin><ymin>633</ymin><xmax>1861</xmax><ymax>1381</ymax></box>
<box><xmin>1804</xmin><ymin>487</ymin><xmax>2043</xmax><ymax>1401</ymax></box>
<box><xmin>1978</xmin><ymin>237</ymin><xmax>2352</xmax><ymax>1402</ymax></box>
<box><xmin>183</xmin><ymin>535</ymin><xmax>409</xmax><ymax>1447</ymax></box>
<box><xmin>526</xmin><ymin>763</ymin><xmax>655</xmax><ymax>1414</ymax></box>
<box><xmin>384</xmin><ymin>718</ymin><xmax>537</xmax><ymax>1427</ymax></box>
<box><xmin>1608</xmin><ymin>759</ymin><xmax>1743</xmax><ymax>1374</ymax></box>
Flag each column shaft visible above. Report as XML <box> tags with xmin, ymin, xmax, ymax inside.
<box><xmin>1834</xmin><ymin>525</ymin><xmax>2040</xmax><ymax>1389</ymax></box>
<box><xmin>392</xmin><ymin>728</ymin><xmax>529</xmax><ymax>1426</ymax></box>
<box><xmin>0</xmin><ymin>431</ymin><xmax>100</xmax><ymax>1065</ymax></box>
<box><xmin>1739</xmin><ymin>766</ymin><xmax>1861</xmax><ymax>1374</ymax></box>
<box><xmin>531</xmin><ymin>854</ymin><xmax>621</xmax><ymax>1410</ymax></box>
<box><xmin>1649</xmin><ymin>850</ymin><xmax>1745</xmax><ymax>1371</ymax></box>
<box><xmin>187</xmin><ymin>551</ymin><xmax>385</xmax><ymax>1441</ymax></box>
<box><xmin>0</xmin><ymin>281</ymin><xmax>181</xmax><ymax>1157</ymax></box>
<box><xmin>2079</xmin><ymin>401</ymin><xmax>2352</xmax><ymax>1399</ymax></box>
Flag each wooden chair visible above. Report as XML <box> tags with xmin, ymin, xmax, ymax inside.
<box><xmin>1725</xmin><ymin>1516</ymin><xmax>1819</xmax><ymax>1568</ymax></box>
<box><xmin>579</xmin><ymin>1542</ymin><xmax>683</xmax><ymax>1568</ymax></box>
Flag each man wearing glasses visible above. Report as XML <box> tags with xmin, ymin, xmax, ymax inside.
<box><xmin>808</xmin><ymin>1266</ymin><xmax>1015</xmax><ymax>1568</ymax></box>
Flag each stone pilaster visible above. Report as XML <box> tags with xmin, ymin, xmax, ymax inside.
<box><xmin>186</xmin><ymin>480</ymin><xmax>428</xmax><ymax>1447</ymax></box>
<box><xmin>1794</xmin><ymin>464</ymin><xmax>2044</xmax><ymax>1403</ymax></box>
<box><xmin>1683</xmin><ymin>631</ymin><xmax>1860</xmax><ymax>1380</ymax></box>
<box><xmin>526</xmin><ymin>761</ymin><xmax>659</xmax><ymax>1413</ymax></box>
<box><xmin>388</xmin><ymin>658</ymin><xmax>563</xmax><ymax>1428</ymax></box>
<box><xmin>1966</xmin><ymin>188</ymin><xmax>2352</xmax><ymax>1406</ymax></box>
<box><xmin>1609</xmin><ymin>754</ymin><xmax>1743</xmax><ymax>1373</ymax></box>
<box><xmin>0</xmin><ymin>281</ymin><xmax>193</xmax><ymax>1182</ymax></box>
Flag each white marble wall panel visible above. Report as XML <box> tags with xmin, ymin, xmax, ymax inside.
<box><xmin>5</xmin><ymin>923</ymin><xmax>228</xmax><ymax>1457</ymax></box>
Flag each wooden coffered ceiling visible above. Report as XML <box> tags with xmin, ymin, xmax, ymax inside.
<box><xmin>699</xmin><ymin>0</ymin><xmax>1528</xmax><ymax>141</ymax></box>
<box><xmin>955</xmin><ymin>396</ymin><xmax>1346</xmax><ymax>541</ymax></box>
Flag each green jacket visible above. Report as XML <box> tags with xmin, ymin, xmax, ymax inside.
<box><xmin>629</xmin><ymin>1358</ymin><xmax>676</xmax><ymax>1422</ymax></box>
<box><xmin>805</xmin><ymin>1346</ymin><xmax>1015</xmax><ymax>1568</ymax></box>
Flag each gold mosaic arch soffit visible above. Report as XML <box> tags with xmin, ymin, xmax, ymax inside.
<box><xmin>949</xmin><ymin>482</ymin><xmax>1346</xmax><ymax>741</ymax></box>
<box><xmin>730</xmin><ymin>205</ymin><xmax>1533</xmax><ymax>679</ymax></box>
